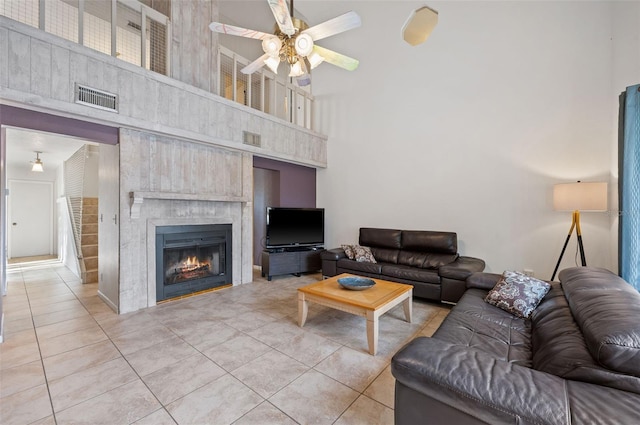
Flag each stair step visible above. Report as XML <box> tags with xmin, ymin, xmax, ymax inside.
<box><xmin>84</xmin><ymin>269</ymin><xmax>98</xmax><ymax>284</ymax></box>
<box><xmin>81</xmin><ymin>234</ymin><xmax>98</xmax><ymax>245</ymax></box>
<box><xmin>82</xmin><ymin>223</ymin><xmax>98</xmax><ymax>234</ymax></box>
<box><xmin>83</xmin><ymin>197</ymin><xmax>99</xmax><ymax>206</ymax></box>
<box><xmin>83</xmin><ymin>204</ymin><xmax>98</xmax><ymax>215</ymax></box>
<box><xmin>82</xmin><ymin>213</ymin><xmax>98</xmax><ymax>224</ymax></box>
<box><xmin>82</xmin><ymin>245</ymin><xmax>98</xmax><ymax>258</ymax></box>
<box><xmin>84</xmin><ymin>257</ymin><xmax>98</xmax><ymax>270</ymax></box>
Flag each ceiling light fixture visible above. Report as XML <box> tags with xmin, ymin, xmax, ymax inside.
<box><xmin>402</xmin><ymin>5</ymin><xmax>439</xmax><ymax>46</ymax></box>
<box><xmin>31</xmin><ymin>151</ymin><xmax>44</xmax><ymax>172</ymax></box>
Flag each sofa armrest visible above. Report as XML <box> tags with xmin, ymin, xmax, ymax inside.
<box><xmin>466</xmin><ymin>272</ymin><xmax>502</xmax><ymax>290</ymax></box>
<box><xmin>321</xmin><ymin>248</ymin><xmax>346</xmax><ymax>277</ymax></box>
<box><xmin>438</xmin><ymin>256</ymin><xmax>485</xmax><ymax>280</ymax></box>
<box><xmin>391</xmin><ymin>337</ymin><xmax>569</xmax><ymax>425</ymax></box>
<box><xmin>320</xmin><ymin>248</ymin><xmax>346</xmax><ymax>261</ymax></box>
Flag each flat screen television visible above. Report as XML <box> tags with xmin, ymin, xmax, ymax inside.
<box><xmin>266</xmin><ymin>207</ymin><xmax>324</xmax><ymax>249</ymax></box>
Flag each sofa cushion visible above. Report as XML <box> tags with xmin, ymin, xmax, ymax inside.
<box><xmin>397</xmin><ymin>251</ymin><xmax>458</xmax><ymax>269</ymax></box>
<box><xmin>359</xmin><ymin>228</ymin><xmax>401</xmax><ymax>249</ymax></box>
<box><xmin>370</xmin><ymin>247</ymin><xmax>399</xmax><ymax>264</ymax></box>
<box><xmin>559</xmin><ymin>267</ymin><xmax>640</xmax><ymax>377</ymax></box>
<box><xmin>382</xmin><ymin>264</ymin><xmax>440</xmax><ymax>284</ymax></box>
<box><xmin>341</xmin><ymin>244</ymin><xmax>355</xmax><ymax>260</ymax></box>
<box><xmin>352</xmin><ymin>245</ymin><xmax>376</xmax><ymax>263</ymax></box>
<box><xmin>337</xmin><ymin>258</ymin><xmax>382</xmax><ymax>274</ymax></box>
<box><xmin>401</xmin><ymin>230</ymin><xmax>457</xmax><ymax>254</ymax></box>
<box><xmin>434</xmin><ymin>288</ymin><xmax>533</xmax><ymax>366</ymax></box>
<box><xmin>484</xmin><ymin>271</ymin><xmax>551</xmax><ymax>319</ymax></box>
<box><xmin>531</xmin><ymin>282</ymin><xmax>640</xmax><ymax>394</ymax></box>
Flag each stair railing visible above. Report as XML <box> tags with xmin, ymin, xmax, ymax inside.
<box><xmin>64</xmin><ymin>145</ymin><xmax>88</xmax><ymax>280</ymax></box>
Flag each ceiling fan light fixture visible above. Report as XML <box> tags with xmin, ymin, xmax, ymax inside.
<box><xmin>288</xmin><ymin>60</ymin><xmax>304</xmax><ymax>77</ymax></box>
<box><xmin>264</xmin><ymin>55</ymin><xmax>280</xmax><ymax>73</ymax></box>
<box><xmin>294</xmin><ymin>33</ymin><xmax>314</xmax><ymax>57</ymax></box>
<box><xmin>308</xmin><ymin>51</ymin><xmax>324</xmax><ymax>69</ymax></box>
<box><xmin>262</xmin><ymin>36</ymin><xmax>282</xmax><ymax>56</ymax></box>
<box><xmin>31</xmin><ymin>151</ymin><xmax>44</xmax><ymax>172</ymax></box>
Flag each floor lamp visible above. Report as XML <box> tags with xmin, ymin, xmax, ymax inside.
<box><xmin>551</xmin><ymin>181</ymin><xmax>608</xmax><ymax>281</ymax></box>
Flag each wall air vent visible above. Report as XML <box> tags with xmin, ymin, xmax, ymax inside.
<box><xmin>243</xmin><ymin>131</ymin><xmax>261</xmax><ymax>147</ymax></box>
<box><xmin>74</xmin><ymin>84</ymin><xmax>118</xmax><ymax>112</ymax></box>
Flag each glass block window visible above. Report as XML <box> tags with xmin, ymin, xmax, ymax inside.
<box><xmin>0</xmin><ymin>0</ymin><xmax>170</xmax><ymax>77</ymax></box>
<box><xmin>146</xmin><ymin>15</ymin><xmax>166</xmax><ymax>75</ymax></box>
<box><xmin>250</xmin><ymin>74</ymin><xmax>262</xmax><ymax>111</ymax></box>
<box><xmin>263</xmin><ymin>74</ymin><xmax>274</xmax><ymax>115</ymax></box>
<box><xmin>83</xmin><ymin>0</ymin><xmax>112</xmax><ymax>56</ymax></box>
<box><xmin>45</xmin><ymin>0</ymin><xmax>79</xmax><ymax>43</ymax></box>
<box><xmin>220</xmin><ymin>52</ymin><xmax>234</xmax><ymax>101</ymax></box>
<box><xmin>235</xmin><ymin>62</ymin><xmax>248</xmax><ymax>106</ymax></box>
<box><xmin>0</xmin><ymin>0</ymin><xmax>39</xmax><ymax>28</ymax></box>
<box><xmin>274</xmin><ymin>81</ymin><xmax>287</xmax><ymax>121</ymax></box>
<box><xmin>116</xmin><ymin>2</ymin><xmax>141</xmax><ymax>66</ymax></box>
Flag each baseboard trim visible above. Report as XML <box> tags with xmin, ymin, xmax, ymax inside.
<box><xmin>97</xmin><ymin>290</ymin><xmax>118</xmax><ymax>313</ymax></box>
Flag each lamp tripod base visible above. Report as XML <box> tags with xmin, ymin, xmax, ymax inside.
<box><xmin>551</xmin><ymin>210</ymin><xmax>586</xmax><ymax>281</ymax></box>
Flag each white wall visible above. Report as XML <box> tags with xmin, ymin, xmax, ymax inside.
<box><xmin>310</xmin><ymin>1</ymin><xmax>621</xmax><ymax>278</ymax></box>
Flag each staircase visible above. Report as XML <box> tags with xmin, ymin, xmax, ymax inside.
<box><xmin>81</xmin><ymin>197</ymin><xmax>99</xmax><ymax>283</ymax></box>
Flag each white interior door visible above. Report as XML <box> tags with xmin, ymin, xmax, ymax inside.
<box><xmin>98</xmin><ymin>144</ymin><xmax>120</xmax><ymax>311</ymax></box>
<box><xmin>8</xmin><ymin>180</ymin><xmax>53</xmax><ymax>258</ymax></box>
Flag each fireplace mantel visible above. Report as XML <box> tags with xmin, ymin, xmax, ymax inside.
<box><xmin>129</xmin><ymin>191</ymin><xmax>251</xmax><ymax>219</ymax></box>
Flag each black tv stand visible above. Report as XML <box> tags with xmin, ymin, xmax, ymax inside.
<box><xmin>267</xmin><ymin>246</ymin><xmax>322</xmax><ymax>253</ymax></box>
<box><xmin>261</xmin><ymin>247</ymin><xmax>324</xmax><ymax>281</ymax></box>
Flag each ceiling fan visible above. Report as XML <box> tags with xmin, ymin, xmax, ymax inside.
<box><xmin>209</xmin><ymin>0</ymin><xmax>361</xmax><ymax>86</ymax></box>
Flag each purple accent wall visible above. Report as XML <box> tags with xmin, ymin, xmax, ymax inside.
<box><xmin>0</xmin><ymin>105</ymin><xmax>118</xmax><ymax>144</ymax></box>
<box><xmin>253</xmin><ymin>156</ymin><xmax>316</xmax><ymax>207</ymax></box>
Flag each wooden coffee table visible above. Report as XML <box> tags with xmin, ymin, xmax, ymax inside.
<box><xmin>298</xmin><ymin>274</ymin><xmax>413</xmax><ymax>355</ymax></box>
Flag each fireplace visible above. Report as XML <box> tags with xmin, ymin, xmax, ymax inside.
<box><xmin>156</xmin><ymin>224</ymin><xmax>232</xmax><ymax>301</ymax></box>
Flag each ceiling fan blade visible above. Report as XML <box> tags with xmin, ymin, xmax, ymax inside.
<box><xmin>209</xmin><ymin>22</ymin><xmax>271</xmax><ymax>40</ymax></box>
<box><xmin>267</xmin><ymin>0</ymin><xmax>296</xmax><ymax>36</ymax></box>
<box><xmin>241</xmin><ymin>53</ymin><xmax>270</xmax><ymax>74</ymax></box>
<box><xmin>302</xmin><ymin>11</ymin><xmax>361</xmax><ymax>41</ymax></box>
<box><xmin>312</xmin><ymin>45</ymin><xmax>359</xmax><ymax>71</ymax></box>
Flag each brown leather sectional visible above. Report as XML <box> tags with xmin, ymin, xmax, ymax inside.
<box><xmin>391</xmin><ymin>267</ymin><xmax>640</xmax><ymax>424</ymax></box>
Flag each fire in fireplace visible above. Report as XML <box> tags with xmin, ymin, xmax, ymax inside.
<box><xmin>156</xmin><ymin>224</ymin><xmax>232</xmax><ymax>301</ymax></box>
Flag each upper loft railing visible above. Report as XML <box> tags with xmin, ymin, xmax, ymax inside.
<box><xmin>0</xmin><ymin>0</ymin><xmax>170</xmax><ymax>75</ymax></box>
<box><xmin>0</xmin><ymin>0</ymin><xmax>315</xmax><ymax>131</ymax></box>
<box><xmin>218</xmin><ymin>45</ymin><xmax>315</xmax><ymax>131</ymax></box>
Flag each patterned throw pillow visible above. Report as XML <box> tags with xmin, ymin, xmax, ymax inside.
<box><xmin>352</xmin><ymin>245</ymin><xmax>377</xmax><ymax>263</ymax></box>
<box><xmin>484</xmin><ymin>271</ymin><xmax>551</xmax><ymax>319</ymax></box>
<box><xmin>341</xmin><ymin>244</ymin><xmax>355</xmax><ymax>260</ymax></box>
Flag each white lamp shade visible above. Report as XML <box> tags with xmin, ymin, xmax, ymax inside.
<box><xmin>308</xmin><ymin>51</ymin><xmax>324</xmax><ymax>69</ymax></box>
<box><xmin>262</xmin><ymin>36</ymin><xmax>282</xmax><ymax>56</ymax></box>
<box><xmin>288</xmin><ymin>61</ymin><xmax>304</xmax><ymax>77</ymax></box>
<box><xmin>31</xmin><ymin>160</ymin><xmax>44</xmax><ymax>172</ymax></box>
<box><xmin>294</xmin><ymin>33</ymin><xmax>314</xmax><ymax>57</ymax></box>
<box><xmin>264</xmin><ymin>56</ymin><xmax>280</xmax><ymax>74</ymax></box>
<box><xmin>553</xmin><ymin>182</ymin><xmax>608</xmax><ymax>211</ymax></box>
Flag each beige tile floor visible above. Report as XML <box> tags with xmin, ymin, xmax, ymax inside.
<box><xmin>0</xmin><ymin>260</ymin><xmax>450</xmax><ymax>425</ymax></box>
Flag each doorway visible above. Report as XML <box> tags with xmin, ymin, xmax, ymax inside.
<box><xmin>7</xmin><ymin>180</ymin><xmax>54</xmax><ymax>259</ymax></box>
<box><xmin>253</xmin><ymin>168</ymin><xmax>280</xmax><ymax>266</ymax></box>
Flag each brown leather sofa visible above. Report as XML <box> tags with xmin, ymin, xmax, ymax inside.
<box><xmin>391</xmin><ymin>267</ymin><xmax>640</xmax><ymax>424</ymax></box>
<box><xmin>320</xmin><ymin>227</ymin><xmax>485</xmax><ymax>303</ymax></box>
